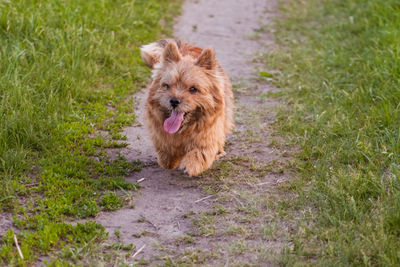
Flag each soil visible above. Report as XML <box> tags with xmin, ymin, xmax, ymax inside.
<box><xmin>96</xmin><ymin>0</ymin><xmax>292</xmax><ymax>265</ymax></box>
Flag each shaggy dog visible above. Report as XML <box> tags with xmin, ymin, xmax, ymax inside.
<box><xmin>140</xmin><ymin>39</ymin><xmax>233</xmax><ymax>176</ymax></box>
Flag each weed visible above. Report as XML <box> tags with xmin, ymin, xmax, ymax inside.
<box><xmin>114</xmin><ymin>230</ymin><xmax>121</xmax><ymax>239</ymax></box>
<box><xmin>100</xmin><ymin>192</ymin><xmax>123</xmax><ymax>211</ymax></box>
<box><xmin>176</xmin><ymin>236</ymin><xmax>195</xmax><ymax>244</ymax></box>
<box><xmin>182</xmin><ymin>210</ymin><xmax>195</xmax><ymax>218</ymax></box>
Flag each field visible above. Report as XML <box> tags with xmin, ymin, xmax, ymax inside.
<box><xmin>0</xmin><ymin>0</ymin><xmax>180</xmax><ymax>265</ymax></box>
<box><xmin>269</xmin><ymin>0</ymin><xmax>400</xmax><ymax>265</ymax></box>
<box><xmin>1</xmin><ymin>0</ymin><xmax>399</xmax><ymax>265</ymax></box>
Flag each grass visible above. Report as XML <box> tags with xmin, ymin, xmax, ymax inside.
<box><xmin>0</xmin><ymin>0</ymin><xmax>181</xmax><ymax>265</ymax></box>
<box><xmin>266</xmin><ymin>0</ymin><xmax>400</xmax><ymax>265</ymax></box>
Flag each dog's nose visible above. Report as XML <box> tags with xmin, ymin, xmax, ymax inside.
<box><xmin>170</xmin><ymin>98</ymin><xmax>180</xmax><ymax>108</ymax></box>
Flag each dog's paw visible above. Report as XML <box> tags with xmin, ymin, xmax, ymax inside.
<box><xmin>180</xmin><ymin>160</ymin><xmax>202</xmax><ymax>177</ymax></box>
<box><xmin>157</xmin><ymin>152</ymin><xmax>181</xmax><ymax>170</ymax></box>
<box><xmin>182</xmin><ymin>164</ymin><xmax>202</xmax><ymax>177</ymax></box>
<box><xmin>180</xmin><ymin>150</ymin><xmax>210</xmax><ymax>177</ymax></box>
<box><xmin>179</xmin><ymin>165</ymin><xmax>189</xmax><ymax>175</ymax></box>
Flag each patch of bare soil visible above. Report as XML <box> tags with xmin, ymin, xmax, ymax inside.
<box><xmin>0</xmin><ymin>213</ymin><xmax>14</xmax><ymax>237</ymax></box>
<box><xmin>97</xmin><ymin>0</ymin><xmax>293</xmax><ymax>265</ymax></box>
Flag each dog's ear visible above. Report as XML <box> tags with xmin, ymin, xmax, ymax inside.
<box><xmin>196</xmin><ymin>48</ymin><xmax>216</xmax><ymax>70</ymax></box>
<box><xmin>140</xmin><ymin>42</ymin><xmax>164</xmax><ymax>68</ymax></box>
<box><xmin>163</xmin><ymin>42</ymin><xmax>181</xmax><ymax>63</ymax></box>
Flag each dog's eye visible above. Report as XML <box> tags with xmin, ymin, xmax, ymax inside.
<box><xmin>162</xmin><ymin>83</ymin><xmax>170</xmax><ymax>90</ymax></box>
<box><xmin>189</xmin><ymin>86</ymin><xmax>198</xmax><ymax>94</ymax></box>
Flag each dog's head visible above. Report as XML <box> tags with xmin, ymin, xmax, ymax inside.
<box><xmin>149</xmin><ymin>42</ymin><xmax>223</xmax><ymax>134</ymax></box>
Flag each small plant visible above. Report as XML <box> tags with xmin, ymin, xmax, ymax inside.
<box><xmin>100</xmin><ymin>192</ymin><xmax>124</xmax><ymax>211</ymax></box>
<box><xmin>182</xmin><ymin>210</ymin><xmax>195</xmax><ymax>218</ymax></box>
<box><xmin>114</xmin><ymin>230</ymin><xmax>121</xmax><ymax>239</ymax></box>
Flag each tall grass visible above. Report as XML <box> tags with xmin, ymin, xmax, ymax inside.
<box><xmin>270</xmin><ymin>0</ymin><xmax>400</xmax><ymax>265</ymax></box>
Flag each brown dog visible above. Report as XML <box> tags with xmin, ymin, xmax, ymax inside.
<box><xmin>140</xmin><ymin>39</ymin><xmax>233</xmax><ymax>176</ymax></box>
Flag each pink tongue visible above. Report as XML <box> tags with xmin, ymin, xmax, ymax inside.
<box><xmin>163</xmin><ymin>110</ymin><xmax>184</xmax><ymax>134</ymax></box>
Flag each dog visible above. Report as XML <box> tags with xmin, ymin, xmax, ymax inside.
<box><xmin>140</xmin><ymin>39</ymin><xmax>233</xmax><ymax>176</ymax></box>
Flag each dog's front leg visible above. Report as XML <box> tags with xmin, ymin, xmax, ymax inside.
<box><xmin>157</xmin><ymin>151</ymin><xmax>182</xmax><ymax>170</ymax></box>
<box><xmin>180</xmin><ymin>148</ymin><xmax>217</xmax><ymax>176</ymax></box>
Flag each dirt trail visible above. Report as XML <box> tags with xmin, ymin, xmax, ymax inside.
<box><xmin>96</xmin><ymin>0</ymin><xmax>290</xmax><ymax>265</ymax></box>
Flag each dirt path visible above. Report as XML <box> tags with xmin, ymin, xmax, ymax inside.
<box><xmin>96</xmin><ymin>0</ymin><xmax>291</xmax><ymax>265</ymax></box>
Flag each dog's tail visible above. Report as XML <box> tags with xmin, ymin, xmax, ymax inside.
<box><xmin>140</xmin><ymin>39</ymin><xmax>181</xmax><ymax>68</ymax></box>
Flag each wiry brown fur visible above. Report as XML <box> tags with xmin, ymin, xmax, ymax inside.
<box><xmin>140</xmin><ymin>39</ymin><xmax>234</xmax><ymax>176</ymax></box>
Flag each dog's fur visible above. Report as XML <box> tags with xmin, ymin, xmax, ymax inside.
<box><xmin>140</xmin><ymin>39</ymin><xmax>233</xmax><ymax>176</ymax></box>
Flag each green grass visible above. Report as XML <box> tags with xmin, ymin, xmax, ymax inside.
<box><xmin>0</xmin><ymin>0</ymin><xmax>181</xmax><ymax>265</ymax></box>
<box><xmin>267</xmin><ymin>0</ymin><xmax>400</xmax><ymax>265</ymax></box>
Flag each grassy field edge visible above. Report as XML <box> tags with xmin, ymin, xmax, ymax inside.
<box><xmin>266</xmin><ymin>0</ymin><xmax>400</xmax><ymax>266</ymax></box>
